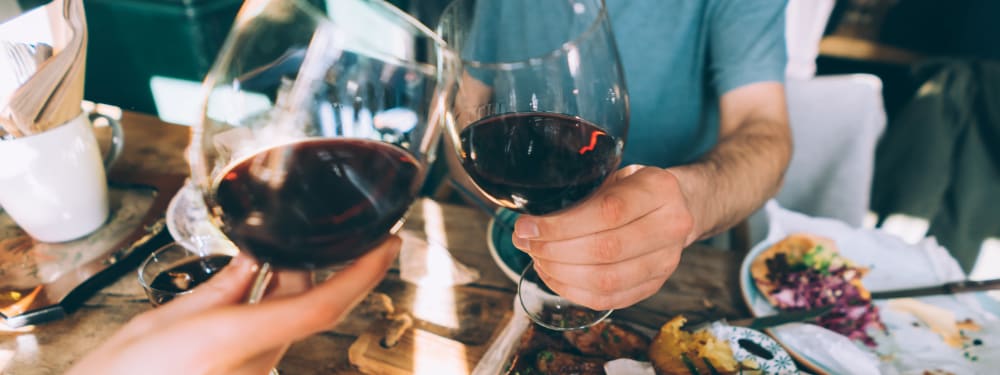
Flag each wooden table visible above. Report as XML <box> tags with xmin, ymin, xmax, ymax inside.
<box><xmin>1</xmin><ymin>111</ymin><xmax>750</xmax><ymax>374</ymax></box>
<box><xmin>819</xmin><ymin>35</ymin><xmax>923</xmax><ymax>66</ymax></box>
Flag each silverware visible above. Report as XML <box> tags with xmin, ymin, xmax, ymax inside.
<box><xmin>4</xmin><ymin>41</ymin><xmax>39</xmax><ymax>85</ymax></box>
<box><xmin>5</xmin><ymin>0</ymin><xmax>87</xmax><ymax>134</ymax></box>
<box><xmin>718</xmin><ymin>279</ymin><xmax>1000</xmax><ymax>330</ymax></box>
<box><xmin>611</xmin><ymin>304</ymin><xmax>835</xmax><ymax>334</ymax></box>
<box><xmin>870</xmin><ymin>278</ymin><xmax>1000</xmax><ymax>300</ymax></box>
<box><xmin>1</xmin><ymin>41</ymin><xmax>40</xmax><ymax>137</ymax></box>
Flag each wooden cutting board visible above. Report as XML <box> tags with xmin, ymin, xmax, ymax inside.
<box><xmin>349</xmin><ymin>280</ymin><xmax>513</xmax><ymax>375</ymax></box>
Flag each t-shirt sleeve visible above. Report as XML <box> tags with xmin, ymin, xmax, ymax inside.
<box><xmin>707</xmin><ymin>0</ymin><xmax>788</xmax><ymax>95</ymax></box>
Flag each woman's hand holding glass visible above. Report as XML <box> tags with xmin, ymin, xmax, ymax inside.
<box><xmin>67</xmin><ymin>237</ymin><xmax>401</xmax><ymax>375</ymax></box>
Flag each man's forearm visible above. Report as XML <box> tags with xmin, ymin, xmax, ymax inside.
<box><xmin>667</xmin><ymin>115</ymin><xmax>792</xmax><ymax>243</ymax></box>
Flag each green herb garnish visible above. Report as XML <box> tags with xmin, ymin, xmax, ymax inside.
<box><xmin>538</xmin><ymin>351</ymin><xmax>554</xmax><ymax>363</ymax></box>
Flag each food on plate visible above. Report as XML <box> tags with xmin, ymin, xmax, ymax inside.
<box><xmin>750</xmin><ymin>233</ymin><xmax>885</xmax><ymax>346</ymax></box>
<box><xmin>506</xmin><ymin>322</ymin><xmax>650</xmax><ymax>375</ymax></box>
<box><xmin>648</xmin><ymin>316</ymin><xmax>756</xmax><ymax>375</ymax></box>
<box><xmin>519</xmin><ymin>322</ymin><xmax>572</xmax><ymax>353</ymax></box>
<box><xmin>534</xmin><ymin>350</ymin><xmax>605</xmax><ymax>375</ymax></box>
<box><xmin>563</xmin><ymin>318</ymin><xmax>650</xmax><ymax>359</ymax></box>
<box><xmin>506</xmin><ymin>309</ymin><xmax>785</xmax><ymax>375</ymax></box>
<box><xmin>887</xmin><ymin>298</ymin><xmax>981</xmax><ymax>348</ymax></box>
<box><xmin>505</xmin><ymin>309</ymin><xmax>650</xmax><ymax>375</ymax></box>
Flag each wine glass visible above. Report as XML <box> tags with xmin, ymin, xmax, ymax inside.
<box><xmin>138</xmin><ymin>242</ymin><xmax>236</xmax><ymax>307</ymax></box>
<box><xmin>188</xmin><ymin>0</ymin><xmax>449</xmax><ymax>304</ymax></box>
<box><xmin>437</xmin><ymin>0</ymin><xmax>629</xmax><ymax>330</ymax></box>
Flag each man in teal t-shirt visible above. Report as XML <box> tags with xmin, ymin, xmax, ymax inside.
<box><xmin>609</xmin><ymin>1</ymin><xmax>787</xmax><ymax>167</ymax></box>
<box><xmin>450</xmin><ymin>0</ymin><xmax>791</xmax><ymax>310</ymax></box>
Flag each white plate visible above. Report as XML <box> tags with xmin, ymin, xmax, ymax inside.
<box><xmin>740</xmin><ymin>202</ymin><xmax>1000</xmax><ymax>375</ymax></box>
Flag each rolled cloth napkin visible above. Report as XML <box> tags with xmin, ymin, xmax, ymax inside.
<box><xmin>0</xmin><ymin>0</ymin><xmax>87</xmax><ymax>137</ymax></box>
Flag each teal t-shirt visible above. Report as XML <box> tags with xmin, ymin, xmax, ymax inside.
<box><xmin>459</xmin><ymin>0</ymin><xmax>787</xmax><ymax>167</ymax></box>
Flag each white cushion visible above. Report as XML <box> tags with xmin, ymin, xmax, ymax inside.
<box><xmin>749</xmin><ymin>74</ymin><xmax>888</xmax><ymax>245</ymax></box>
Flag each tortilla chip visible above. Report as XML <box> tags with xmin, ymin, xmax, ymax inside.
<box><xmin>750</xmin><ymin>233</ymin><xmax>836</xmax><ymax>305</ymax></box>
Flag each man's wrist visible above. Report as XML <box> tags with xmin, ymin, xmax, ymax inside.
<box><xmin>663</xmin><ymin>165</ymin><xmax>711</xmax><ymax>246</ymax></box>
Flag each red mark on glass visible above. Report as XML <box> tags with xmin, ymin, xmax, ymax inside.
<box><xmin>578</xmin><ymin>130</ymin><xmax>606</xmax><ymax>155</ymax></box>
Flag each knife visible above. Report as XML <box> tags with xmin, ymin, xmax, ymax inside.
<box><xmin>728</xmin><ymin>304</ymin><xmax>835</xmax><ymax>330</ymax></box>
<box><xmin>870</xmin><ymin>278</ymin><xmax>1000</xmax><ymax>300</ymax></box>
<box><xmin>611</xmin><ymin>304</ymin><xmax>835</xmax><ymax>333</ymax></box>
<box><xmin>727</xmin><ymin>278</ymin><xmax>1000</xmax><ymax>329</ymax></box>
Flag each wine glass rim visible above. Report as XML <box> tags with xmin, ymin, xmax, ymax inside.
<box><xmin>225</xmin><ymin>0</ymin><xmax>456</xmax><ymax>78</ymax></box>
<box><xmin>437</xmin><ymin>0</ymin><xmax>611</xmax><ymax>70</ymax></box>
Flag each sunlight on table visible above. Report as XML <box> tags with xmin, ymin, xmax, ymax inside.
<box><xmin>410</xmin><ymin>200</ymin><xmax>460</xmax><ymax>326</ymax></box>
<box><xmin>0</xmin><ymin>349</ymin><xmax>13</xmax><ymax>373</ymax></box>
<box><xmin>0</xmin><ymin>320</ymin><xmax>33</xmax><ymax>372</ymax></box>
<box><xmin>412</xmin><ymin>199</ymin><xmax>468</xmax><ymax>374</ymax></box>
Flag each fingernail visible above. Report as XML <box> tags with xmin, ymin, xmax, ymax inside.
<box><xmin>533</xmin><ymin>261</ymin><xmax>546</xmax><ymax>277</ymax></box>
<box><xmin>230</xmin><ymin>254</ymin><xmax>256</xmax><ymax>273</ymax></box>
<box><xmin>515</xmin><ymin>220</ymin><xmax>539</xmax><ymax>239</ymax></box>
<box><xmin>511</xmin><ymin>235</ymin><xmax>530</xmax><ymax>252</ymax></box>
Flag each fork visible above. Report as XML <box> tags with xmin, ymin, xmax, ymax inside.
<box><xmin>2</xmin><ymin>41</ymin><xmax>38</xmax><ymax>86</ymax></box>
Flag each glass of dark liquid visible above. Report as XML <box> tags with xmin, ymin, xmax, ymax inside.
<box><xmin>139</xmin><ymin>241</ymin><xmax>278</xmax><ymax>375</ymax></box>
<box><xmin>188</xmin><ymin>0</ymin><xmax>448</xmax><ymax>304</ymax></box>
<box><xmin>138</xmin><ymin>242</ymin><xmax>234</xmax><ymax>307</ymax></box>
<box><xmin>437</xmin><ymin>0</ymin><xmax>629</xmax><ymax>330</ymax></box>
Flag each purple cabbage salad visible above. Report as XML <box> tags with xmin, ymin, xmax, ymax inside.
<box><xmin>765</xmin><ymin>249</ymin><xmax>886</xmax><ymax>347</ymax></box>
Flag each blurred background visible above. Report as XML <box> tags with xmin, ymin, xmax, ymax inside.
<box><xmin>2</xmin><ymin>0</ymin><xmax>998</xmax><ymax>277</ymax></box>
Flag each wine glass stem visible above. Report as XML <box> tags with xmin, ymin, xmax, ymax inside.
<box><xmin>246</xmin><ymin>261</ymin><xmax>273</xmax><ymax>304</ymax></box>
<box><xmin>245</xmin><ymin>263</ymin><xmax>280</xmax><ymax>374</ymax></box>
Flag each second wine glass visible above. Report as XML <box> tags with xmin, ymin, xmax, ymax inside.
<box><xmin>437</xmin><ymin>0</ymin><xmax>629</xmax><ymax>330</ymax></box>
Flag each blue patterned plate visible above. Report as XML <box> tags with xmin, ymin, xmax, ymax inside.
<box><xmin>710</xmin><ymin>324</ymin><xmax>798</xmax><ymax>374</ymax></box>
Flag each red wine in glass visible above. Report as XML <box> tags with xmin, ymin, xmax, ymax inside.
<box><xmin>458</xmin><ymin>112</ymin><xmax>623</xmax><ymax>215</ymax></box>
<box><xmin>209</xmin><ymin>138</ymin><xmax>423</xmax><ymax>269</ymax></box>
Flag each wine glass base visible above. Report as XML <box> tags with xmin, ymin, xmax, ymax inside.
<box><xmin>517</xmin><ymin>261</ymin><xmax>613</xmax><ymax>331</ymax></box>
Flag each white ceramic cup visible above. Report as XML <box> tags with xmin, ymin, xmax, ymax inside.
<box><xmin>0</xmin><ymin>112</ymin><xmax>124</xmax><ymax>242</ymax></box>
